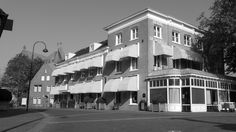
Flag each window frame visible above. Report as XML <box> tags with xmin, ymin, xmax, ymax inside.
<box><xmin>41</xmin><ymin>76</ymin><xmax>45</xmax><ymax>81</ymax></box>
<box><xmin>130</xmin><ymin>91</ymin><xmax>138</xmax><ymax>105</ymax></box>
<box><xmin>172</xmin><ymin>31</ymin><xmax>180</xmax><ymax>44</ymax></box>
<box><xmin>115</xmin><ymin>33</ymin><xmax>122</xmax><ymax>45</ymax></box>
<box><xmin>184</xmin><ymin>35</ymin><xmax>192</xmax><ymax>46</ymax></box>
<box><xmin>130</xmin><ymin>27</ymin><xmax>138</xmax><ymax>40</ymax></box>
<box><xmin>130</xmin><ymin>58</ymin><xmax>138</xmax><ymax>71</ymax></box>
<box><xmin>154</xmin><ymin>25</ymin><xmax>162</xmax><ymax>39</ymax></box>
<box><xmin>116</xmin><ymin>61</ymin><xmax>122</xmax><ymax>72</ymax></box>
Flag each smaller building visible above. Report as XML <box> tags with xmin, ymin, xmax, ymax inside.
<box><xmin>29</xmin><ymin>46</ymin><xmax>65</xmax><ymax>108</ymax></box>
<box><xmin>29</xmin><ymin>63</ymin><xmax>55</xmax><ymax>108</ymax></box>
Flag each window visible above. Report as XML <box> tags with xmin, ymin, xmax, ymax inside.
<box><xmin>131</xmin><ymin>92</ymin><xmax>138</xmax><ymax>104</ymax></box>
<box><xmin>97</xmin><ymin>68</ymin><xmax>102</xmax><ymax>75</ymax></box>
<box><xmin>46</xmin><ymin>76</ymin><xmax>50</xmax><ymax>81</ymax></box>
<box><xmin>37</xmin><ymin>98</ymin><xmax>41</xmax><ymax>104</ymax></box>
<box><xmin>130</xmin><ymin>27</ymin><xmax>138</xmax><ymax>40</ymax></box>
<box><xmin>154</xmin><ymin>56</ymin><xmax>160</xmax><ymax>67</ymax></box>
<box><xmin>38</xmin><ymin>86</ymin><xmax>42</xmax><ymax>92</ymax></box>
<box><xmin>116</xmin><ymin>61</ymin><xmax>122</xmax><ymax>72</ymax></box>
<box><xmin>154</xmin><ymin>55</ymin><xmax>167</xmax><ymax>69</ymax></box>
<box><xmin>44</xmin><ymin>69</ymin><xmax>47</xmax><ymax>73</ymax></box>
<box><xmin>154</xmin><ymin>25</ymin><xmax>162</xmax><ymax>38</ymax></box>
<box><xmin>81</xmin><ymin>71</ymin><xmax>86</xmax><ymax>78</ymax></box>
<box><xmin>130</xmin><ymin>58</ymin><xmax>138</xmax><ymax>70</ymax></box>
<box><xmin>115</xmin><ymin>33</ymin><xmax>122</xmax><ymax>45</ymax></box>
<box><xmin>172</xmin><ymin>31</ymin><xmax>180</xmax><ymax>44</ymax></box>
<box><xmin>184</xmin><ymin>35</ymin><xmax>191</xmax><ymax>46</ymax></box>
<box><xmin>169</xmin><ymin>78</ymin><xmax>180</xmax><ymax>86</ymax></box>
<box><xmin>46</xmin><ymin>86</ymin><xmax>50</xmax><ymax>92</ymax></box>
<box><xmin>41</xmin><ymin>76</ymin><xmax>45</xmax><ymax>81</ymax></box>
<box><xmin>33</xmin><ymin>98</ymin><xmax>37</xmax><ymax>104</ymax></box>
<box><xmin>34</xmin><ymin>86</ymin><xmax>37</xmax><ymax>92</ymax></box>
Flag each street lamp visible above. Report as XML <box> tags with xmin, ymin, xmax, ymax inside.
<box><xmin>26</xmin><ymin>41</ymin><xmax>48</xmax><ymax>111</ymax></box>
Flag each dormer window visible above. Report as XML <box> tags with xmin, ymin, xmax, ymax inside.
<box><xmin>115</xmin><ymin>33</ymin><xmax>122</xmax><ymax>45</ymax></box>
<box><xmin>90</xmin><ymin>44</ymin><xmax>94</xmax><ymax>52</ymax></box>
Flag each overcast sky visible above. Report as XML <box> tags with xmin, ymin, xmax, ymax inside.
<box><xmin>0</xmin><ymin>0</ymin><xmax>214</xmax><ymax>74</ymax></box>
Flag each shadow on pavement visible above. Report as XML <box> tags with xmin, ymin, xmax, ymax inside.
<box><xmin>0</xmin><ymin>108</ymin><xmax>46</xmax><ymax>118</ymax></box>
<box><xmin>0</xmin><ymin>116</ymin><xmax>43</xmax><ymax>132</ymax></box>
<box><xmin>171</xmin><ymin>117</ymin><xmax>236</xmax><ymax>131</ymax></box>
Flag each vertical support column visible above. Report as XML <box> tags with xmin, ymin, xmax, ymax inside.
<box><xmin>167</xmin><ymin>78</ymin><xmax>169</xmax><ymax>111</ymax></box>
<box><xmin>180</xmin><ymin>78</ymin><xmax>182</xmax><ymax>111</ymax></box>
<box><xmin>147</xmin><ymin>80</ymin><xmax>150</xmax><ymax>106</ymax></box>
<box><xmin>217</xmin><ymin>81</ymin><xmax>220</xmax><ymax>111</ymax></box>
<box><xmin>190</xmin><ymin>77</ymin><xmax>193</xmax><ymax>112</ymax></box>
<box><xmin>204</xmin><ymin>79</ymin><xmax>207</xmax><ymax>111</ymax></box>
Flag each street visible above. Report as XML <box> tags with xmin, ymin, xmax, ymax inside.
<box><xmin>1</xmin><ymin>109</ymin><xmax>236</xmax><ymax>132</ymax></box>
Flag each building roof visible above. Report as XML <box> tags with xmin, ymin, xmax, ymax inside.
<box><xmin>46</xmin><ymin>46</ymin><xmax>65</xmax><ymax>64</ymax></box>
<box><xmin>104</xmin><ymin>8</ymin><xmax>199</xmax><ymax>32</ymax></box>
<box><xmin>147</xmin><ymin>68</ymin><xmax>236</xmax><ymax>81</ymax></box>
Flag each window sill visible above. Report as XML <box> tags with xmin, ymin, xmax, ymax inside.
<box><xmin>115</xmin><ymin>43</ymin><xmax>123</xmax><ymax>46</ymax></box>
<box><xmin>130</xmin><ymin>69</ymin><xmax>138</xmax><ymax>72</ymax></box>
<box><xmin>172</xmin><ymin>41</ymin><xmax>181</xmax><ymax>44</ymax></box>
<box><xmin>130</xmin><ymin>38</ymin><xmax>138</xmax><ymax>41</ymax></box>
<box><xmin>154</xmin><ymin>36</ymin><xmax>162</xmax><ymax>39</ymax></box>
<box><xmin>129</xmin><ymin>103</ymin><xmax>138</xmax><ymax>106</ymax></box>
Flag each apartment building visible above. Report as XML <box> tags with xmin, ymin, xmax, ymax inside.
<box><xmin>50</xmin><ymin>8</ymin><xmax>236</xmax><ymax>112</ymax></box>
<box><xmin>50</xmin><ymin>41</ymin><xmax>108</xmax><ymax>108</ymax></box>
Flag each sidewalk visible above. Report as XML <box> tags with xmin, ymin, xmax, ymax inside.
<box><xmin>0</xmin><ymin>109</ymin><xmax>45</xmax><ymax>132</ymax></box>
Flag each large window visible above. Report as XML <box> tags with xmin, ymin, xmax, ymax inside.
<box><xmin>130</xmin><ymin>58</ymin><xmax>138</xmax><ymax>70</ymax></box>
<box><xmin>154</xmin><ymin>25</ymin><xmax>162</xmax><ymax>38</ymax></box>
<box><xmin>184</xmin><ymin>35</ymin><xmax>191</xmax><ymax>46</ymax></box>
<box><xmin>192</xmin><ymin>88</ymin><xmax>205</xmax><ymax>104</ymax></box>
<box><xmin>130</xmin><ymin>27</ymin><xmax>138</xmax><ymax>40</ymax></box>
<box><xmin>169</xmin><ymin>88</ymin><xmax>180</xmax><ymax>103</ymax></box>
<box><xmin>115</xmin><ymin>33</ymin><xmax>122</xmax><ymax>45</ymax></box>
<box><xmin>172</xmin><ymin>31</ymin><xmax>180</xmax><ymax>44</ymax></box>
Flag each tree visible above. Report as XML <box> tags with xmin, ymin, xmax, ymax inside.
<box><xmin>0</xmin><ymin>53</ymin><xmax>44</xmax><ymax>98</ymax></box>
<box><xmin>197</xmin><ymin>0</ymin><xmax>236</xmax><ymax>74</ymax></box>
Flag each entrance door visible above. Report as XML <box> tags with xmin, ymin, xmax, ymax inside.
<box><xmin>182</xmin><ymin>88</ymin><xmax>191</xmax><ymax>112</ymax></box>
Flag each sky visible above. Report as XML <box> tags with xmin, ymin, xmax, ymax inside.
<box><xmin>0</xmin><ymin>0</ymin><xmax>214</xmax><ymax>75</ymax></box>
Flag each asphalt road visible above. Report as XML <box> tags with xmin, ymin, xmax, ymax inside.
<box><xmin>35</xmin><ymin>109</ymin><xmax>236</xmax><ymax>132</ymax></box>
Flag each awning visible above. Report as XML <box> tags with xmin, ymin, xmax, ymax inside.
<box><xmin>118</xmin><ymin>76</ymin><xmax>138</xmax><ymax>91</ymax></box>
<box><xmin>50</xmin><ymin>86</ymin><xmax>59</xmax><ymax>95</ymax></box>
<box><xmin>103</xmin><ymin>78</ymin><xmax>121</xmax><ymax>92</ymax></box>
<box><xmin>52</xmin><ymin>68</ymin><xmax>66</xmax><ymax>77</ymax></box>
<box><xmin>51</xmin><ymin>69</ymin><xmax>59</xmax><ymax>77</ymax></box>
<box><xmin>88</xmin><ymin>56</ymin><xmax>103</xmax><ymax>68</ymax></box>
<box><xmin>173</xmin><ymin>46</ymin><xmax>203</xmax><ymax>62</ymax></box>
<box><xmin>81</xmin><ymin>81</ymin><xmax>102</xmax><ymax>93</ymax></box>
<box><xmin>120</xmin><ymin>44</ymin><xmax>139</xmax><ymax>59</ymax></box>
<box><xmin>71</xmin><ymin>62</ymin><xmax>80</xmax><ymax>72</ymax></box>
<box><xmin>153</xmin><ymin>43</ymin><xmax>173</xmax><ymax>56</ymax></box>
<box><xmin>50</xmin><ymin>85</ymin><xmax>68</xmax><ymax>95</ymax></box>
<box><xmin>68</xmin><ymin>80</ymin><xmax>102</xmax><ymax>94</ymax></box>
<box><xmin>64</xmin><ymin>64</ymin><xmax>75</xmax><ymax>74</ymax></box>
<box><xmin>105</xmin><ymin>49</ymin><xmax>121</xmax><ymax>62</ymax></box>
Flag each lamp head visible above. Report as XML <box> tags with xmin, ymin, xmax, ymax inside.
<box><xmin>43</xmin><ymin>48</ymin><xmax>48</xmax><ymax>53</ymax></box>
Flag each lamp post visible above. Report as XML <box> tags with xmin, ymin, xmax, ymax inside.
<box><xmin>26</xmin><ymin>41</ymin><xmax>48</xmax><ymax>111</ymax></box>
